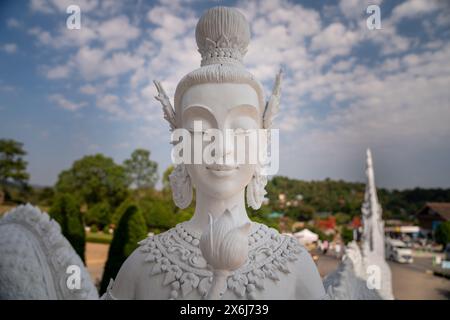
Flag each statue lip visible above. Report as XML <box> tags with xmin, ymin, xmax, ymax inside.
<box><xmin>206</xmin><ymin>164</ymin><xmax>239</xmax><ymax>177</ymax></box>
<box><xmin>206</xmin><ymin>164</ymin><xmax>239</xmax><ymax>171</ymax></box>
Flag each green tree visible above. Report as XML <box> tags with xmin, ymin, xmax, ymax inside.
<box><xmin>85</xmin><ymin>201</ymin><xmax>111</xmax><ymax>228</ymax></box>
<box><xmin>139</xmin><ymin>198</ymin><xmax>176</xmax><ymax>230</ymax></box>
<box><xmin>37</xmin><ymin>187</ymin><xmax>55</xmax><ymax>206</ymax></box>
<box><xmin>0</xmin><ymin>139</ymin><xmax>29</xmax><ymax>187</ymax></box>
<box><xmin>55</xmin><ymin>154</ymin><xmax>128</xmax><ymax>208</ymax></box>
<box><xmin>49</xmin><ymin>193</ymin><xmax>86</xmax><ymax>262</ymax></box>
<box><xmin>100</xmin><ymin>204</ymin><xmax>147</xmax><ymax>294</ymax></box>
<box><xmin>341</xmin><ymin>226</ymin><xmax>354</xmax><ymax>245</ymax></box>
<box><xmin>435</xmin><ymin>221</ymin><xmax>450</xmax><ymax>248</ymax></box>
<box><xmin>335</xmin><ymin>212</ymin><xmax>351</xmax><ymax>225</ymax></box>
<box><xmin>162</xmin><ymin>165</ymin><xmax>174</xmax><ymax>191</ymax></box>
<box><xmin>123</xmin><ymin>149</ymin><xmax>158</xmax><ymax>189</ymax></box>
<box><xmin>111</xmin><ymin>198</ymin><xmax>135</xmax><ymax>227</ymax></box>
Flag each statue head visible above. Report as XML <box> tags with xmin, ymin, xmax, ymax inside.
<box><xmin>154</xmin><ymin>6</ymin><xmax>281</xmax><ymax>209</ymax></box>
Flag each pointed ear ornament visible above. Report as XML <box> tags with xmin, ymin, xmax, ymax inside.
<box><xmin>154</xmin><ymin>80</ymin><xmax>193</xmax><ymax>208</ymax></box>
<box><xmin>247</xmin><ymin>69</ymin><xmax>282</xmax><ymax>209</ymax></box>
<box><xmin>154</xmin><ymin>80</ymin><xmax>177</xmax><ymax>131</ymax></box>
<box><xmin>262</xmin><ymin>69</ymin><xmax>282</xmax><ymax>129</ymax></box>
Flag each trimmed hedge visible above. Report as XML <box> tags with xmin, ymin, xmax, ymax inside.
<box><xmin>49</xmin><ymin>193</ymin><xmax>86</xmax><ymax>263</ymax></box>
<box><xmin>99</xmin><ymin>204</ymin><xmax>147</xmax><ymax>295</ymax></box>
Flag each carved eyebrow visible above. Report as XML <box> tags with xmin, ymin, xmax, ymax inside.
<box><xmin>182</xmin><ymin>104</ymin><xmax>214</xmax><ymax>119</ymax></box>
<box><xmin>227</xmin><ymin>104</ymin><xmax>259</xmax><ymax>118</ymax></box>
<box><xmin>183</xmin><ymin>104</ymin><xmax>212</xmax><ymax>114</ymax></box>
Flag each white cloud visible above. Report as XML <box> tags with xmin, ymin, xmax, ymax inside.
<box><xmin>28</xmin><ymin>14</ymin><xmax>139</xmax><ymax>52</ymax></box>
<box><xmin>30</xmin><ymin>0</ymin><xmax>99</xmax><ymax>14</ymax></box>
<box><xmin>0</xmin><ymin>85</ymin><xmax>16</xmax><ymax>92</ymax></box>
<box><xmin>73</xmin><ymin>47</ymin><xmax>145</xmax><ymax>80</ymax></box>
<box><xmin>6</xmin><ymin>18</ymin><xmax>21</xmax><ymax>28</ymax></box>
<box><xmin>28</xmin><ymin>27</ymin><xmax>53</xmax><ymax>45</ymax></box>
<box><xmin>96</xmin><ymin>94</ymin><xmax>126</xmax><ymax>117</ymax></box>
<box><xmin>338</xmin><ymin>0</ymin><xmax>383</xmax><ymax>20</ymax></box>
<box><xmin>311</xmin><ymin>22</ymin><xmax>360</xmax><ymax>58</ymax></box>
<box><xmin>79</xmin><ymin>84</ymin><xmax>97</xmax><ymax>95</ymax></box>
<box><xmin>49</xmin><ymin>0</ymin><xmax>98</xmax><ymax>12</ymax></box>
<box><xmin>1</xmin><ymin>43</ymin><xmax>18</xmax><ymax>54</ymax></box>
<box><xmin>45</xmin><ymin>64</ymin><xmax>70</xmax><ymax>79</ymax></box>
<box><xmin>30</xmin><ymin>0</ymin><xmax>54</xmax><ymax>13</ymax></box>
<box><xmin>97</xmin><ymin>15</ymin><xmax>140</xmax><ymax>50</ymax></box>
<box><xmin>48</xmin><ymin>94</ymin><xmax>87</xmax><ymax>111</ymax></box>
<box><xmin>389</xmin><ymin>0</ymin><xmax>443</xmax><ymax>23</ymax></box>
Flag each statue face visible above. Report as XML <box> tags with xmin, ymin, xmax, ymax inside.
<box><xmin>180</xmin><ymin>83</ymin><xmax>260</xmax><ymax>199</ymax></box>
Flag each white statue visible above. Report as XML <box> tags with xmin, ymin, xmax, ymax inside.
<box><xmin>103</xmin><ymin>6</ymin><xmax>326</xmax><ymax>300</ymax></box>
<box><xmin>0</xmin><ymin>204</ymin><xmax>98</xmax><ymax>299</ymax></box>
<box><xmin>323</xmin><ymin>149</ymin><xmax>394</xmax><ymax>300</ymax></box>
<box><xmin>360</xmin><ymin>149</ymin><xmax>394</xmax><ymax>299</ymax></box>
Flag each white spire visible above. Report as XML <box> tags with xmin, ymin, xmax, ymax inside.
<box><xmin>361</xmin><ymin>148</ymin><xmax>384</xmax><ymax>257</ymax></box>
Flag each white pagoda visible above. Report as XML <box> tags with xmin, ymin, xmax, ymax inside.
<box><xmin>360</xmin><ymin>148</ymin><xmax>394</xmax><ymax>299</ymax></box>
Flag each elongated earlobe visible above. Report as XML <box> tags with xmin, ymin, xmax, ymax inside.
<box><xmin>246</xmin><ymin>166</ymin><xmax>267</xmax><ymax>210</ymax></box>
<box><xmin>169</xmin><ymin>164</ymin><xmax>193</xmax><ymax>209</ymax></box>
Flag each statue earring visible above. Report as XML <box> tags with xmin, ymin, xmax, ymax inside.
<box><xmin>246</xmin><ymin>165</ymin><xmax>268</xmax><ymax>210</ymax></box>
<box><xmin>169</xmin><ymin>164</ymin><xmax>193</xmax><ymax>209</ymax></box>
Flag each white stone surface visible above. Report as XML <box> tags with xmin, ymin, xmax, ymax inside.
<box><xmin>0</xmin><ymin>204</ymin><xmax>98</xmax><ymax>299</ymax></box>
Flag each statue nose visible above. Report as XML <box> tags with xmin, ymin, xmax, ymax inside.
<box><xmin>215</xmin><ymin>138</ymin><xmax>234</xmax><ymax>161</ymax></box>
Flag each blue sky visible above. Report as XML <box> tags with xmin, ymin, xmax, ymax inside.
<box><xmin>1</xmin><ymin>0</ymin><xmax>449</xmax><ymax>189</ymax></box>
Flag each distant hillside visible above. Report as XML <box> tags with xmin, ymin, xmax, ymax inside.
<box><xmin>265</xmin><ymin>176</ymin><xmax>450</xmax><ymax>220</ymax></box>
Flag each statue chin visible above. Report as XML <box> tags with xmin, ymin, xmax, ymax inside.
<box><xmin>186</xmin><ymin>163</ymin><xmax>254</xmax><ymax>199</ymax></box>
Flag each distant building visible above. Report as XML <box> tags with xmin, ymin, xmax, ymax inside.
<box><xmin>268</xmin><ymin>212</ymin><xmax>283</xmax><ymax>219</ymax></box>
<box><xmin>349</xmin><ymin>216</ymin><xmax>361</xmax><ymax>229</ymax></box>
<box><xmin>316</xmin><ymin>216</ymin><xmax>336</xmax><ymax>235</ymax></box>
<box><xmin>416</xmin><ymin>202</ymin><xmax>450</xmax><ymax>237</ymax></box>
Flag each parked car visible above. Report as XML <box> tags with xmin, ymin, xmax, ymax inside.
<box><xmin>385</xmin><ymin>238</ymin><xmax>413</xmax><ymax>263</ymax></box>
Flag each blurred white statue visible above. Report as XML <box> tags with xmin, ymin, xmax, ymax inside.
<box><xmin>0</xmin><ymin>204</ymin><xmax>98</xmax><ymax>299</ymax></box>
<box><xmin>323</xmin><ymin>149</ymin><xmax>394</xmax><ymax>300</ymax></box>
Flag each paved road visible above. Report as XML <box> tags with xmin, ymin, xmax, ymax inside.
<box><xmin>315</xmin><ymin>253</ymin><xmax>450</xmax><ymax>300</ymax></box>
<box><xmin>86</xmin><ymin>242</ymin><xmax>109</xmax><ymax>287</ymax></box>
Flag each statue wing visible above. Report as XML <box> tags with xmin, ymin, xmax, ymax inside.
<box><xmin>0</xmin><ymin>204</ymin><xmax>99</xmax><ymax>300</ymax></box>
<box><xmin>263</xmin><ymin>69</ymin><xmax>282</xmax><ymax>129</ymax></box>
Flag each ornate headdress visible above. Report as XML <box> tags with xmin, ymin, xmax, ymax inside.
<box><xmin>196</xmin><ymin>6</ymin><xmax>250</xmax><ymax>67</ymax></box>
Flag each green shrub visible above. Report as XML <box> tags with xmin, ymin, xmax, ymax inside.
<box><xmin>435</xmin><ymin>221</ymin><xmax>450</xmax><ymax>248</ymax></box>
<box><xmin>49</xmin><ymin>193</ymin><xmax>86</xmax><ymax>263</ymax></box>
<box><xmin>111</xmin><ymin>198</ymin><xmax>135</xmax><ymax>227</ymax></box>
<box><xmin>99</xmin><ymin>204</ymin><xmax>147</xmax><ymax>294</ymax></box>
<box><xmin>90</xmin><ymin>224</ymin><xmax>98</xmax><ymax>233</ymax></box>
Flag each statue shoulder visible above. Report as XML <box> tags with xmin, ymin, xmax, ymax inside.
<box><xmin>256</xmin><ymin>228</ymin><xmax>325</xmax><ymax>299</ymax></box>
<box><xmin>275</xmin><ymin>234</ymin><xmax>326</xmax><ymax>299</ymax></box>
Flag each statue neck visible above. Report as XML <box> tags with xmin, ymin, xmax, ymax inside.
<box><xmin>184</xmin><ymin>189</ymin><xmax>251</xmax><ymax>236</ymax></box>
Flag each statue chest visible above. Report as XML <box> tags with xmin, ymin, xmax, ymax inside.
<box><xmin>135</xmin><ymin>222</ymin><xmax>305</xmax><ymax>300</ymax></box>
